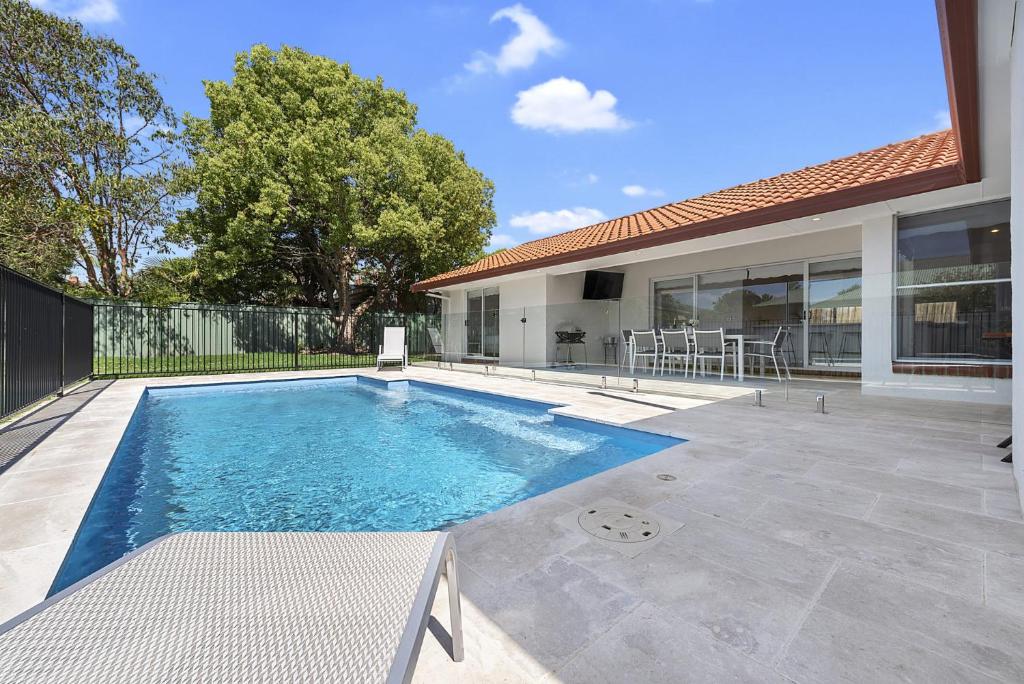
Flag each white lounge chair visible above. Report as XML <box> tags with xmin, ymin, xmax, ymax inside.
<box><xmin>426</xmin><ymin>327</ymin><xmax>445</xmax><ymax>363</ymax></box>
<box><xmin>378</xmin><ymin>327</ymin><xmax>408</xmax><ymax>370</ymax></box>
<box><xmin>0</xmin><ymin>531</ymin><xmax>464</xmax><ymax>683</ymax></box>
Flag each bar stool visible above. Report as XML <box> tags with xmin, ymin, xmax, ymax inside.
<box><xmin>837</xmin><ymin>330</ymin><xmax>861</xmax><ymax>361</ymax></box>
<box><xmin>808</xmin><ymin>330</ymin><xmax>834</xmax><ymax>366</ymax></box>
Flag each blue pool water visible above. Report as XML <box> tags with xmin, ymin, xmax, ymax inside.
<box><xmin>52</xmin><ymin>376</ymin><xmax>681</xmax><ymax>593</ymax></box>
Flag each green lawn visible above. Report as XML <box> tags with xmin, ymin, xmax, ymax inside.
<box><xmin>93</xmin><ymin>352</ymin><xmax>375</xmax><ymax>378</ymax></box>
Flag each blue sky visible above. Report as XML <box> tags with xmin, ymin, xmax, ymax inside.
<box><xmin>37</xmin><ymin>0</ymin><xmax>950</xmax><ymax>251</ymax></box>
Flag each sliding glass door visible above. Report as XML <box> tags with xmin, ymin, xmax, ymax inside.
<box><xmin>808</xmin><ymin>258</ymin><xmax>862</xmax><ymax>367</ymax></box>
<box><xmin>466</xmin><ymin>287</ymin><xmax>499</xmax><ymax>358</ymax></box>
<box><xmin>652</xmin><ymin>256</ymin><xmax>861</xmax><ymax>371</ymax></box>
<box><xmin>743</xmin><ymin>263</ymin><xmax>804</xmax><ymax>368</ymax></box>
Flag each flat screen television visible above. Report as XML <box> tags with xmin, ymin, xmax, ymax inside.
<box><xmin>582</xmin><ymin>271</ymin><xmax>624</xmax><ymax>300</ymax></box>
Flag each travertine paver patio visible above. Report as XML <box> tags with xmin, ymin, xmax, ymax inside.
<box><xmin>0</xmin><ymin>367</ymin><xmax>1019</xmax><ymax>682</ymax></box>
<box><xmin>412</xmin><ymin>373</ymin><xmax>1020</xmax><ymax>683</ymax></box>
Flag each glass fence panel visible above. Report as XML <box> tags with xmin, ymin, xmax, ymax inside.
<box><xmin>409</xmin><ymin>265</ymin><xmax>1010</xmax><ymax>422</ymax></box>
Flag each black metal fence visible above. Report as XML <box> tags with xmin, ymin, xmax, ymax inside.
<box><xmin>93</xmin><ymin>302</ymin><xmax>438</xmax><ymax>377</ymax></box>
<box><xmin>1</xmin><ymin>265</ymin><xmax>94</xmax><ymax>419</ymax></box>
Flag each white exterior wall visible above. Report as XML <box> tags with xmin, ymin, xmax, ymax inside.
<box><xmin>499</xmin><ymin>275</ymin><xmax>548</xmax><ymax>367</ymax></box>
<box><xmin>435</xmin><ymin>203</ymin><xmax>1011</xmax><ymax>404</ymax></box>
<box><xmin>1011</xmin><ymin>0</ymin><xmax>1023</xmax><ymax>503</ymax></box>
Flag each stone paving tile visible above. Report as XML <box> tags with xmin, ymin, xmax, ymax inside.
<box><xmin>657</xmin><ymin>481</ymin><xmax>768</xmax><ymax>525</ymax></box>
<box><xmin>818</xmin><ymin>562</ymin><xmax>1024</xmax><ymax>683</ymax></box>
<box><xmin>0</xmin><ymin>493</ymin><xmax>86</xmax><ymax>553</ymax></box>
<box><xmin>562</xmin><ymin>536</ymin><xmax>811</xmax><ymax>665</ymax></box>
<box><xmin>451</xmin><ymin>494</ymin><xmax>590</xmax><ymax>585</ymax></box>
<box><xmin>710</xmin><ymin>464</ymin><xmax>878</xmax><ymax>518</ymax></box>
<box><xmin>0</xmin><ymin>460</ymin><xmax>109</xmax><ymax>506</ymax></box>
<box><xmin>985</xmin><ymin>490</ymin><xmax>1023</xmax><ymax>521</ymax></box>
<box><xmin>895</xmin><ymin>457</ymin><xmax>1016</xmax><ymax>492</ymax></box>
<box><xmin>744</xmin><ymin>499</ymin><xmax>984</xmax><ymax>601</ymax></box>
<box><xmin>459</xmin><ymin>555</ymin><xmax>641</xmax><ymax>676</ymax></box>
<box><xmin>778</xmin><ymin>603</ymin><xmax>1001</xmax><ymax>684</ymax></box>
<box><xmin>740</xmin><ymin>450</ymin><xmax>821</xmax><ymax>476</ymax></box>
<box><xmin>870</xmin><ymin>497</ymin><xmax>1024</xmax><ymax>559</ymax></box>
<box><xmin>986</xmin><ymin>553</ymin><xmax>1024</xmax><ymax>620</ymax></box>
<box><xmin>0</xmin><ymin>541</ymin><xmax>69</xmax><ymax>622</ymax></box>
<box><xmin>803</xmin><ymin>460</ymin><xmax>984</xmax><ymax>513</ymax></box>
<box><xmin>650</xmin><ymin>502</ymin><xmax>837</xmax><ymax>599</ymax></box>
<box><xmin>552</xmin><ymin>462</ymin><xmax>693</xmax><ymax>509</ymax></box>
<box><xmin>766</xmin><ymin>441</ymin><xmax>903</xmax><ymax>472</ymax></box>
<box><xmin>554</xmin><ymin>602</ymin><xmax>789</xmax><ymax>684</ymax></box>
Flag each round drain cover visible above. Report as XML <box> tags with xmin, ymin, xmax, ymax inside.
<box><xmin>578</xmin><ymin>507</ymin><xmax>661</xmax><ymax>543</ymax></box>
<box><xmin>656</xmin><ymin>473</ymin><xmax>677</xmax><ymax>481</ymax></box>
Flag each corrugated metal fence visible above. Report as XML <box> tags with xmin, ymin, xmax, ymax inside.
<box><xmin>92</xmin><ymin>302</ymin><xmax>439</xmax><ymax>377</ymax></box>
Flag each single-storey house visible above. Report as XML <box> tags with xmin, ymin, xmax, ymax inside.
<box><xmin>412</xmin><ymin>0</ymin><xmax>1017</xmax><ymax>409</ymax></box>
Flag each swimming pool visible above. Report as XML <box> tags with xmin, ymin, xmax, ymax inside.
<box><xmin>52</xmin><ymin>376</ymin><xmax>681</xmax><ymax>593</ymax></box>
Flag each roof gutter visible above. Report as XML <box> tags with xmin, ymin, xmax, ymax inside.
<box><xmin>935</xmin><ymin>0</ymin><xmax>981</xmax><ymax>183</ymax></box>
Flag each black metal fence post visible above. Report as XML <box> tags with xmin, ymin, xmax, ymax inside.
<box><xmin>59</xmin><ymin>292</ymin><xmax>66</xmax><ymax>396</ymax></box>
<box><xmin>293</xmin><ymin>310</ymin><xmax>299</xmax><ymax>370</ymax></box>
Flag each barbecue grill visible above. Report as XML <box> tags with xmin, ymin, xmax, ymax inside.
<box><xmin>554</xmin><ymin>327</ymin><xmax>587</xmax><ymax>367</ymax></box>
<box><xmin>555</xmin><ymin>330</ymin><xmax>586</xmax><ymax>344</ymax></box>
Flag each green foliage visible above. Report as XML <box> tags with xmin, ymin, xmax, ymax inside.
<box><xmin>0</xmin><ymin>0</ymin><xmax>181</xmax><ymax>295</ymax></box>
<box><xmin>176</xmin><ymin>45</ymin><xmax>495</xmax><ymax>327</ymax></box>
<box><xmin>131</xmin><ymin>255</ymin><xmax>200</xmax><ymax>305</ymax></box>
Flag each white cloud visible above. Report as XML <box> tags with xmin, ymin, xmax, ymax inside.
<box><xmin>465</xmin><ymin>4</ymin><xmax>563</xmax><ymax>75</ymax></box>
<box><xmin>511</xmin><ymin>78</ymin><xmax>632</xmax><ymax>133</ymax></box>
<box><xmin>915</xmin><ymin>109</ymin><xmax>952</xmax><ymax>136</ymax></box>
<box><xmin>932</xmin><ymin>109</ymin><xmax>952</xmax><ymax>130</ymax></box>
<box><xmin>564</xmin><ymin>171</ymin><xmax>599</xmax><ymax>187</ymax></box>
<box><xmin>508</xmin><ymin>207</ymin><xmax>607</xmax><ymax>236</ymax></box>
<box><xmin>31</xmin><ymin>0</ymin><xmax>119</xmax><ymax>22</ymax></box>
<box><xmin>621</xmin><ymin>184</ymin><xmax>664</xmax><ymax>198</ymax></box>
<box><xmin>487</xmin><ymin>233</ymin><xmax>518</xmax><ymax>249</ymax></box>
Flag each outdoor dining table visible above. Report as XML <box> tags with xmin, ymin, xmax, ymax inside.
<box><xmin>724</xmin><ymin>333</ymin><xmax>748</xmax><ymax>381</ymax></box>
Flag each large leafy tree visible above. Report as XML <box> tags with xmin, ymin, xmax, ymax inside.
<box><xmin>0</xmin><ymin>0</ymin><xmax>180</xmax><ymax>293</ymax></box>
<box><xmin>176</xmin><ymin>45</ymin><xmax>495</xmax><ymax>339</ymax></box>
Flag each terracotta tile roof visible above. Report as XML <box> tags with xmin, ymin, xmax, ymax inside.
<box><xmin>413</xmin><ymin>130</ymin><xmax>964</xmax><ymax>291</ymax></box>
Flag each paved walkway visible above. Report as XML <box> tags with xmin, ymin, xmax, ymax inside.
<box><xmin>0</xmin><ymin>381</ymin><xmax>113</xmax><ymax>475</ymax></box>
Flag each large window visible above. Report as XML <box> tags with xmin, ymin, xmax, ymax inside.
<box><xmin>653</xmin><ymin>260</ymin><xmax>845</xmax><ymax>369</ymax></box>
<box><xmin>895</xmin><ymin>200</ymin><xmax>1011</xmax><ymax>362</ymax></box>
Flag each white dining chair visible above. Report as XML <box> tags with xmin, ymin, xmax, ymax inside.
<box><xmin>745</xmin><ymin>325</ymin><xmax>792</xmax><ymax>381</ymax></box>
<box><xmin>618</xmin><ymin>329</ymin><xmax>634</xmax><ymax>373</ymax></box>
<box><xmin>692</xmin><ymin>328</ymin><xmax>736</xmax><ymax>381</ymax></box>
<box><xmin>659</xmin><ymin>330</ymin><xmax>691</xmax><ymax>377</ymax></box>
<box><xmin>630</xmin><ymin>330</ymin><xmax>660</xmax><ymax>374</ymax></box>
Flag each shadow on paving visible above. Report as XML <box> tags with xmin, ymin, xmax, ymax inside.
<box><xmin>0</xmin><ymin>380</ymin><xmax>114</xmax><ymax>475</ymax></box>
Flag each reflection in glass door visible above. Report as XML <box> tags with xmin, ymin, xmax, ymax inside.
<box><xmin>743</xmin><ymin>263</ymin><xmax>804</xmax><ymax>369</ymax></box>
<box><xmin>483</xmin><ymin>288</ymin><xmax>500</xmax><ymax>358</ymax></box>
<box><xmin>807</xmin><ymin>258</ymin><xmax>862</xmax><ymax>367</ymax></box>
<box><xmin>466</xmin><ymin>287</ymin><xmax>500</xmax><ymax>358</ymax></box>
